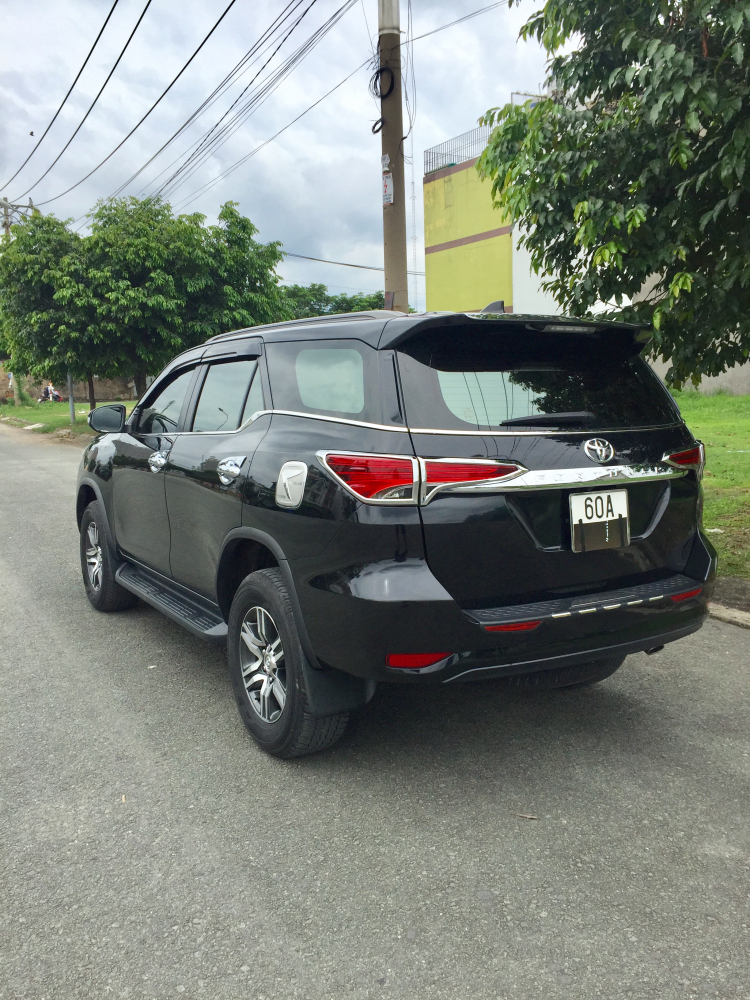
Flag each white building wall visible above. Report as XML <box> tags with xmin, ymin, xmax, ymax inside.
<box><xmin>511</xmin><ymin>229</ymin><xmax>559</xmax><ymax>315</ymax></box>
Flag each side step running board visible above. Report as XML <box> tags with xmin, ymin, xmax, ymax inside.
<box><xmin>116</xmin><ymin>563</ymin><xmax>228</xmax><ymax>644</ymax></box>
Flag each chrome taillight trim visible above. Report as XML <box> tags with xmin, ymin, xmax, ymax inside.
<box><xmin>315</xmin><ymin>451</ymin><xmax>420</xmax><ymax>506</ymax></box>
<box><xmin>492</xmin><ymin>463</ymin><xmax>687</xmax><ymax>491</ymax></box>
<box><xmin>418</xmin><ymin>457</ymin><xmax>528</xmax><ymax>505</ymax></box>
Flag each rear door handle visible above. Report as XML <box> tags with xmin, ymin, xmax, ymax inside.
<box><xmin>148</xmin><ymin>451</ymin><xmax>168</xmax><ymax>473</ymax></box>
<box><xmin>217</xmin><ymin>456</ymin><xmax>247</xmax><ymax>485</ymax></box>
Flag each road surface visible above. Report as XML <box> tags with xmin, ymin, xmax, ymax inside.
<box><xmin>1</xmin><ymin>422</ymin><xmax>748</xmax><ymax>999</ymax></box>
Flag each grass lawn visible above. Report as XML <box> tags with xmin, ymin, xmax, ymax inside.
<box><xmin>0</xmin><ymin>399</ymin><xmax>136</xmax><ymax>436</ymax></box>
<box><xmin>673</xmin><ymin>391</ymin><xmax>750</xmax><ymax>579</ymax></box>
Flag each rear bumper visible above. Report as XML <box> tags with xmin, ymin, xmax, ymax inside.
<box><xmin>294</xmin><ymin>530</ymin><xmax>716</xmax><ymax>684</ymax></box>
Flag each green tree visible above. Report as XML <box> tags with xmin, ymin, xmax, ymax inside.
<box><xmin>0</xmin><ymin>211</ymin><xmax>105</xmax><ymax>406</ymax></box>
<box><xmin>73</xmin><ymin>198</ymin><xmax>288</xmax><ymax>395</ymax></box>
<box><xmin>0</xmin><ymin>198</ymin><xmax>288</xmax><ymax>402</ymax></box>
<box><xmin>282</xmin><ymin>282</ymin><xmax>385</xmax><ymax>319</ymax></box>
<box><xmin>478</xmin><ymin>0</ymin><xmax>750</xmax><ymax>385</ymax></box>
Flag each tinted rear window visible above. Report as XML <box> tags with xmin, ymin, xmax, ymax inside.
<box><xmin>397</xmin><ymin>328</ymin><xmax>678</xmax><ymax>430</ymax></box>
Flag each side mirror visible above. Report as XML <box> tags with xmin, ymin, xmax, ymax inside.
<box><xmin>88</xmin><ymin>404</ymin><xmax>126</xmax><ymax>434</ymax></box>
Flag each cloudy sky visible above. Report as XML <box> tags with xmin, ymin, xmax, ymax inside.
<box><xmin>0</xmin><ymin>0</ymin><xmax>548</xmax><ymax>310</ymax></box>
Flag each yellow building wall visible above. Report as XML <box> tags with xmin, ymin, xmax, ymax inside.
<box><xmin>423</xmin><ymin>158</ymin><xmax>513</xmax><ymax>312</ymax></box>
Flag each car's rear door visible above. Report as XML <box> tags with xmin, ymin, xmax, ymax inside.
<box><xmin>397</xmin><ymin>321</ymin><xmax>698</xmax><ymax>611</ymax></box>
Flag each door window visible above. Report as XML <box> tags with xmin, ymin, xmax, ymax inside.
<box><xmin>192</xmin><ymin>359</ymin><xmax>258</xmax><ymax>432</ymax></box>
<box><xmin>240</xmin><ymin>369</ymin><xmax>265</xmax><ymax>425</ymax></box>
<box><xmin>139</xmin><ymin>368</ymin><xmax>195</xmax><ymax>434</ymax></box>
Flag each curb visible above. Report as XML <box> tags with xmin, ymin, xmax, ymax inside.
<box><xmin>709</xmin><ymin>602</ymin><xmax>750</xmax><ymax>630</ymax></box>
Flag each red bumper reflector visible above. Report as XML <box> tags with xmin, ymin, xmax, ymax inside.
<box><xmin>670</xmin><ymin>588</ymin><xmax>703</xmax><ymax>602</ymax></box>
<box><xmin>386</xmin><ymin>652</ymin><xmax>452</xmax><ymax>668</ymax></box>
<box><xmin>326</xmin><ymin>454</ymin><xmax>414</xmax><ymax>500</ymax></box>
<box><xmin>484</xmin><ymin>620</ymin><xmax>542</xmax><ymax>632</ymax></box>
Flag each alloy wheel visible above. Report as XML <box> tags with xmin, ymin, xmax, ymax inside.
<box><xmin>86</xmin><ymin>522</ymin><xmax>103</xmax><ymax>592</ymax></box>
<box><xmin>240</xmin><ymin>606</ymin><xmax>286</xmax><ymax>723</ymax></box>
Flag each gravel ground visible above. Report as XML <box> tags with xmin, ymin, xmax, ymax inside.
<box><xmin>1</xmin><ymin>422</ymin><xmax>749</xmax><ymax>1000</ymax></box>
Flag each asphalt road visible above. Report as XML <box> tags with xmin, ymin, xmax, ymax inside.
<box><xmin>1</xmin><ymin>422</ymin><xmax>749</xmax><ymax>1000</ymax></box>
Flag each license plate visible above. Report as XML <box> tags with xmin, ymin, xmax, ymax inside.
<box><xmin>569</xmin><ymin>489</ymin><xmax>630</xmax><ymax>553</ymax></box>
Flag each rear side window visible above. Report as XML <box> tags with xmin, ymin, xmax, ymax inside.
<box><xmin>192</xmin><ymin>360</ymin><xmax>258</xmax><ymax>432</ymax></box>
<box><xmin>266</xmin><ymin>339</ymin><xmax>381</xmax><ymax>423</ymax></box>
<box><xmin>397</xmin><ymin>327</ymin><xmax>678</xmax><ymax>431</ymax></box>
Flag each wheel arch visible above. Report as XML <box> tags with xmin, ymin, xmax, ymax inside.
<box><xmin>217</xmin><ymin>527</ymin><xmax>321</xmax><ymax>668</ymax></box>
<box><xmin>77</xmin><ymin>477</ymin><xmax>118</xmax><ymax>555</ymax></box>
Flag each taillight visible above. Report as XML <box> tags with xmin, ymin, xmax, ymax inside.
<box><xmin>420</xmin><ymin>458</ymin><xmax>525</xmax><ymax>503</ymax></box>
<box><xmin>664</xmin><ymin>443</ymin><xmax>705</xmax><ymax>479</ymax></box>
<box><xmin>484</xmin><ymin>620</ymin><xmax>541</xmax><ymax>632</ymax></box>
<box><xmin>670</xmin><ymin>587</ymin><xmax>703</xmax><ymax>602</ymax></box>
<box><xmin>386</xmin><ymin>652</ymin><xmax>453</xmax><ymax>668</ymax></box>
<box><xmin>320</xmin><ymin>453</ymin><xmax>417</xmax><ymax>502</ymax></box>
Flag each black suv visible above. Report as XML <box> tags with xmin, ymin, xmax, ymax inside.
<box><xmin>77</xmin><ymin>311</ymin><xmax>715</xmax><ymax>756</ymax></box>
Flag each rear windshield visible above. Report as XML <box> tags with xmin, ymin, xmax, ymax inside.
<box><xmin>396</xmin><ymin>328</ymin><xmax>678</xmax><ymax>431</ymax></box>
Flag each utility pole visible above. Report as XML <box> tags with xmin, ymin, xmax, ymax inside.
<box><xmin>378</xmin><ymin>0</ymin><xmax>408</xmax><ymax>312</ymax></box>
<box><xmin>0</xmin><ymin>196</ymin><xmax>35</xmax><ymax>240</ymax></box>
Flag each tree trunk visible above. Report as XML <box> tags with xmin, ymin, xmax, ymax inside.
<box><xmin>12</xmin><ymin>373</ymin><xmax>21</xmax><ymax>407</ymax></box>
<box><xmin>133</xmin><ymin>364</ymin><xmax>148</xmax><ymax>399</ymax></box>
<box><xmin>86</xmin><ymin>370</ymin><xmax>96</xmax><ymax>411</ymax></box>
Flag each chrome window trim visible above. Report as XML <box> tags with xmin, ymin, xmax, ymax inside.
<box><xmin>316</xmin><ymin>450</ymin><xmax>419</xmax><ymax>506</ymax></box>
<box><xmin>172</xmin><ymin>407</ymin><xmax>683</xmax><ymax>437</ymax></box>
<box><xmin>408</xmin><ymin>422</ymin><xmax>684</xmax><ymax>437</ymax></box>
<box><xmin>271</xmin><ymin>409</ymin><xmax>410</xmax><ymax>432</ymax></box>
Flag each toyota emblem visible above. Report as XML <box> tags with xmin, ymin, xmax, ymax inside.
<box><xmin>584</xmin><ymin>438</ymin><xmax>615</xmax><ymax>463</ymax></box>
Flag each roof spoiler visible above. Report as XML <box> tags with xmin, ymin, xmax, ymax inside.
<box><xmin>377</xmin><ymin>311</ymin><xmax>651</xmax><ymax>351</ymax></box>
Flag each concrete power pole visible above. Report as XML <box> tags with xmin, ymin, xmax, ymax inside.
<box><xmin>378</xmin><ymin>0</ymin><xmax>408</xmax><ymax>313</ymax></box>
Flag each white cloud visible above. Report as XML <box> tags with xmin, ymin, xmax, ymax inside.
<box><xmin>0</xmin><ymin>0</ymin><xmax>548</xmax><ymax>310</ymax></box>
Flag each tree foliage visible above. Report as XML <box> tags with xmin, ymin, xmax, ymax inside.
<box><xmin>0</xmin><ymin>198</ymin><xmax>287</xmax><ymax>396</ymax></box>
<box><xmin>478</xmin><ymin>0</ymin><xmax>750</xmax><ymax>384</ymax></box>
<box><xmin>282</xmin><ymin>282</ymin><xmax>385</xmax><ymax>319</ymax></box>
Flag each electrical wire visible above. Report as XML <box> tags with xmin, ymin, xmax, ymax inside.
<box><xmin>108</xmin><ymin>0</ymin><xmax>313</xmax><ymax>199</ymax></box>
<box><xmin>172</xmin><ymin>0</ymin><xmax>508</xmax><ymax>210</ymax></box>
<box><xmin>1</xmin><ymin>0</ymin><xmax>121</xmax><ymax>190</ymax></box>
<box><xmin>26</xmin><ymin>0</ymin><xmax>244</xmax><ymax>207</ymax></box>
<box><xmin>155</xmin><ymin>0</ymin><xmax>358</xmax><ymax>200</ymax></box>
<box><xmin>172</xmin><ymin>56</ymin><xmax>370</xmax><ymax>211</ymax></box>
<box><xmin>13</xmin><ymin>0</ymin><xmax>155</xmax><ymax>200</ymax></box>
<box><xmin>285</xmin><ymin>251</ymin><xmax>424</xmax><ymax>275</ymax></box>
<box><xmin>154</xmin><ymin>0</ymin><xmax>328</xmax><ymax>198</ymax></box>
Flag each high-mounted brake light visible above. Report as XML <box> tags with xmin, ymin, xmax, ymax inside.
<box><xmin>663</xmin><ymin>444</ymin><xmax>705</xmax><ymax>480</ymax></box>
<box><xmin>386</xmin><ymin>652</ymin><xmax>453</xmax><ymax>669</ymax></box>
<box><xmin>322</xmin><ymin>453</ymin><xmax>417</xmax><ymax>502</ymax></box>
<box><xmin>484</xmin><ymin>620</ymin><xmax>541</xmax><ymax>632</ymax></box>
<box><xmin>421</xmin><ymin>458</ymin><xmax>525</xmax><ymax>504</ymax></box>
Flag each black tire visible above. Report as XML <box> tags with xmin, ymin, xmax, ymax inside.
<box><xmin>228</xmin><ymin>568</ymin><xmax>349</xmax><ymax>758</ymax></box>
<box><xmin>504</xmin><ymin>655</ymin><xmax>627</xmax><ymax>692</ymax></box>
<box><xmin>80</xmin><ymin>501</ymin><xmax>138</xmax><ymax>612</ymax></box>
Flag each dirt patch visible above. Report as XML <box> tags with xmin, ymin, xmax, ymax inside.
<box><xmin>712</xmin><ymin>576</ymin><xmax>750</xmax><ymax>613</ymax></box>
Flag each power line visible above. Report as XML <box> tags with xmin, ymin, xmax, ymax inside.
<box><xmin>285</xmin><ymin>251</ymin><xmax>424</xmax><ymax>275</ymax></box>
<box><xmin>14</xmin><ymin>0</ymin><xmax>155</xmax><ymax>200</ymax></box>
<box><xmin>173</xmin><ymin>0</ymin><xmax>509</xmax><ymax>209</ymax></box>
<box><xmin>1</xmin><ymin>0</ymin><xmax>121</xmax><ymax>190</ymax></box>
<box><xmin>155</xmin><ymin>0</ymin><xmax>337</xmax><ymax>200</ymax></box>
<box><xmin>155</xmin><ymin>0</ymin><xmax>360</xmax><ymax>201</ymax></box>
<box><xmin>26</xmin><ymin>0</ymin><xmax>243</xmax><ymax>207</ymax></box>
